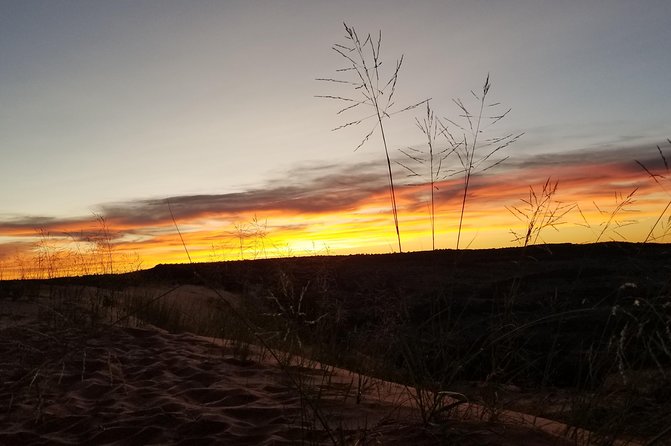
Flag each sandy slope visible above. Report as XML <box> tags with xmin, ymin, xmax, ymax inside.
<box><xmin>0</xmin><ymin>306</ymin><xmax>580</xmax><ymax>446</ymax></box>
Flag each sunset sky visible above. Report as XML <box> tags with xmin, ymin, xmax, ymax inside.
<box><xmin>1</xmin><ymin>0</ymin><xmax>670</xmax><ymax>278</ymax></box>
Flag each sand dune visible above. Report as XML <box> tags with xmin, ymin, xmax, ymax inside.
<box><xmin>0</xmin><ymin>304</ymin><xmax>584</xmax><ymax>446</ymax></box>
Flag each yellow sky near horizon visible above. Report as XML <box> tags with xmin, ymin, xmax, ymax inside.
<box><xmin>2</xmin><ymin>155</ymin><xmax>669</xmax><ymax>281</ymax></box>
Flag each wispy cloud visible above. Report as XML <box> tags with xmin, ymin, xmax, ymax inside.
<box><xmin>1</xmin><ymin>139</ymin><xmax>669</xmax><ymax>277</ymax></box>
<box><xmin>0</xmin><ymin>160</ymin><xmax>387</xmax><ymax>232</ymax></box>
<box><xmin>101</xmin><ymin>160</ymin><xmax>390</xmax><ymax>226</ymax></box>
<box><xmin>509</xmin><ymin>142</ymin><xmax>663</xmax><ymax>172</ymax></box>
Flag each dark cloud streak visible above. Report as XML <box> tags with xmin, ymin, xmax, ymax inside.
<box><xmin>0</xmin><ymin>161</ymin><xmax>390</xmax><ymax>233</ymax></box>
<box><xmin>508</xmin><ymin>143</ymin><xmax>664</xmax><ymax>173</ymax></box>
<box><xmin>102</xmin><ymin>161</ymin><xmax>389</xmax><ymax>226</ymax></box>
<box><xmin>0</xmin><ymin>141</ymin><xmax>666</xmax><ymax>237</ymax></box>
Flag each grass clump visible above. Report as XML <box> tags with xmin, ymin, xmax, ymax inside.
<box><xmin>507</xmin><ymin>178</ymin><xmax>575</xmax><ymax>247</ymax></box>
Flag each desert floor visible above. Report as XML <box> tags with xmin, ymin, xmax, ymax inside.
<box><xmin>3</xmin><ymin>243</ymin><xmax>669</xmax><ymax>445</ymax></box>
<box><xmin>1</xmin><ymin>290</ymin><xmax>582</xmax><ymax>446</ymax></box>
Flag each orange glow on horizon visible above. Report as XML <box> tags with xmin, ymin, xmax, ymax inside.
<box><xmin>1</xmin><ymin>156</ymin><xmax>670</xmax><ymax>280</ymax></box>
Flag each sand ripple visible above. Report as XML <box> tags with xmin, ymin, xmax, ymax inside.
<box><xmin>1</xmin><ymin>322</ymin><xmax>575</xmax><ymax>445</ymax></box>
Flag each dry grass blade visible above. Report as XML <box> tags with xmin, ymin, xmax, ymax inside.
<box><xmin>595</xmin><ymin>189</ymin><xmax>638</xmax><ymax>243</ymax></box>
<box><xmin>644</xmin><ymin>201</ymin><xmax>671</xmax><ymax>243</ymax></box>
<box><xmin>637</xmin><ymin>139</ymin><xmax>671</xmax><ymax>242</ymax></box>
<box><xmin>391</xmin><ymin>98</ymin><xmax>429</xmax><ymax>115</ymax></box>
<box><xmin>354</xmin><ymin>125</ymin><xmax>377</xmax><ymax>152</ymax></box>
<box><xmin>635</xmin><ymin>160</ymin><xmax>664</xmax><ymax>186</ymax></box>
<box><xmin>507</xmin><ymin>178</ymin><xmax>575</xmax><ymax>246</ymax></box>
<box><xmin>399</xmin><ymin>147</ymin><xmax>424</xmax><ymax>165</ymax></box>
<box><xmin>657</xmin><ymin>144</ymin><xmax>669</xmax><ymax>172</ymax></box>
<box><xmin>314</xmin><ymin>94</ymin><xmax>357</xmax><ymax>102</ymax></box>
<box><xmin>167</xmin><ymin>200</ymin><xmax>192</xmax><ymax>264</ymax></box>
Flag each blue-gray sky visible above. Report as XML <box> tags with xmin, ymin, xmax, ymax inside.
<box><xmin>1</xmin><ymin>0</ymin><xmax>669</xmax><ymax>240</ymax></box>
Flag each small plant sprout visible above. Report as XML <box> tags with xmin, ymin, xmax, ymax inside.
<box><xmin>441</xmin><ymin>74</ymin><xmax>523</xmax><ymax>249</ymax></box>
<box><xmin>506</xmin><ymin>178</ymin><xmax>575</xmax><ymax>247</ymax></box>
<box><xmin>636</xmin><ymin>138</ymin><xmax>671</xmax><ymax>242</ymax></box>
<box><xmin>317</xmin><ymin>23</ymin><xmax>427</xmax><ymax>253</ymax></box>
<box><xmin>399</xmin><ymin>101</ymin><xmax>454</xmax><ymax>250</ymax></box>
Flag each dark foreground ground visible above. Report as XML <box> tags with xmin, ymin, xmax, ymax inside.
<box><xmin>2</xmin><ymin>242</ymin><xmax>670</xmax><ymax>444</ymax></box>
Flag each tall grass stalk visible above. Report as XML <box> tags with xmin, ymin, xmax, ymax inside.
<box><xmin>399</xmin><ymin>101</ymin><xmax>453</xmax><ymax>250</ymax></box>
<box><xmin>317</xmin><ymin>23</ymin><xmax>427</xmax><ymax>253</ymax></box>
<box><xmin>441</xmin><ymin>74</ymin><xmax>523</xmax><ymax>249</ymax></box>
